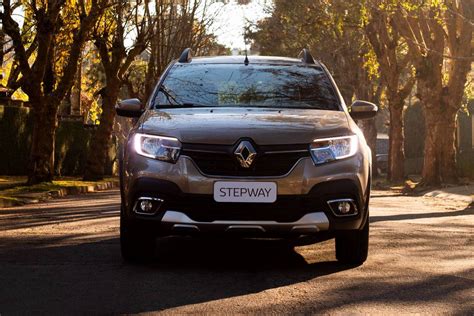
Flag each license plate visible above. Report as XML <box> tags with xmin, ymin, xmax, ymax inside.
<box><xmin>213</xmin><ymin>181</ymin><xmax>277</xmax><ymax>203</ymax></box>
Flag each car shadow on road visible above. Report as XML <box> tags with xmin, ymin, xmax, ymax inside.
<box><xmin>0</xmin><ymin>235</ymin><xmax>353</xmax><ymax>314</ymax></box>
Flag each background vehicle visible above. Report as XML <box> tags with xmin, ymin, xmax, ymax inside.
<box><xmin>116</xmin><ymin>49</ymin><xmax>377</xmax><ymax>264</ymax></box>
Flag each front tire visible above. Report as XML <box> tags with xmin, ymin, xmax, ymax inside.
<box><xmin>335</xmin><ymin>216</ymin><xmax>369</xmax><ymax>265</ymax></box>
<box><xmin>120</xmin><ymin>208</ymin><xmax>156</xmax><ymax>262</ymax></box>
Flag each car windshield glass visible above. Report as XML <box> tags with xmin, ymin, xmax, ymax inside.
<box><xmin>153</xmin><ymin>63</ymin><xmax>340</xmax><ymax>110</ymax></box>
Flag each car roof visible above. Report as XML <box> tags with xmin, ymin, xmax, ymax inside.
<box><xmin>184</xmin><ymin>55</ymin><xmax>322</xmax><ymax>66</ymax></box>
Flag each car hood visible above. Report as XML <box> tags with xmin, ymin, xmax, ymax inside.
<box><xmin>139</xmin><ymin>107</ymin><xmax>351</xmax><ymax>145</ymax></box>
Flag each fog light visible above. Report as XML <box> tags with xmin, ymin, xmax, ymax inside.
<box><xmin>140</xmin><ymin>200</ymin><xmax>153</xmax><ymax>213</ymax></box>
<box><xmin>338</xmin><ymin>201</ymin><xmax>351</xmax><ymax>214</ymax></box>
<box><xmin>133</xmin><ymin>197</ymin><xmax>164</xmax><ymax>215</ymax></box>
<box><xmin>327</xmin><ymin>198</ymin><xmax>358</xmax><ymax>217</ymax></box>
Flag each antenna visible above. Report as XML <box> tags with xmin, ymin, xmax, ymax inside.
<box><xmin>244</xmin><ymin>49</ymin><xmax>249</xmax><ymax>65</ymax></box>
<box><xmin>242</xmin><ymin>9</ymin><xmax>250</xmax><ymax>66</ymax></box>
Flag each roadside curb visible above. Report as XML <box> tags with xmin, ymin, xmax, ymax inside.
<box><xmin>0</xmin><ymin>180</ymin><xmax>119</xmax><ymax>208</ymax></box>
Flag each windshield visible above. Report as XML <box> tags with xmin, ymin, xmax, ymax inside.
<box><xmin>153</xmin><ymin>63</ymin><xmax>340</xmax><ymax>110</ymax></box>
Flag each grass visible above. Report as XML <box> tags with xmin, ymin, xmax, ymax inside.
<box><xmin>0</xmin><ymin>177</ymin><xmax>118</xmax><ymax>197</ymax></box>
<box><xmin>0</xmin><ymin>195</ymin><xmax>22</xmax><ymax>203</ymax></box>
<box><xmin>0</xmin><ymin>176</ymin><xmax>26</xmax><ymax>183</ymax></box>
<box><xmin>0</xmin><ymin>176</ymin><xmax>27</xmax><ymax>190</ymax></box>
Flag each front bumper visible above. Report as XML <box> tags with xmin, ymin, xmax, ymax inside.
<box><xmin>123</xmin><ymin>177</ymin><xmax>368</xmax><ymax>236</ymax></box>
<box><xmin>121</xmin><ymin>148</ymin><xmax>370</xmax><ymax>236</ymax></box>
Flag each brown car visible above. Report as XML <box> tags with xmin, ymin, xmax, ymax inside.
<box><xmin>116</xmin><ymin>48</ymin><xmax>377</xmax><ymax>264</ymax></box>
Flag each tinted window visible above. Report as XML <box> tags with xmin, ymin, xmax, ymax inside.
<box><xmin>153</xmin><ymin>63</ymin><xmax>340</xmax><ymax>110</ymax></box>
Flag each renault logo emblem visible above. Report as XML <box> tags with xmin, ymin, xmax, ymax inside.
<box><xmin>234</xmin><ymin>140</ymin><xmax>257</xmax><ymax>168</ymax></box>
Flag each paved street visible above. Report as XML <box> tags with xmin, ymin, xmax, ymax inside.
<box><xmin>0</xmin><ymin>189</ymin><xmax>472</xmax><ymax>314</ymax></box>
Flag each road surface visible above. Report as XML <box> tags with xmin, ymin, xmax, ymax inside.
<box><xmin>0</xmin><ymin>189</ymin><xmax>472</xmax><ymax>314</ymax></box>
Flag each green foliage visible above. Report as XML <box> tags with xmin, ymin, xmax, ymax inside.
<box><xmin>122</xmin><ymin>59</ymin><xmax>148</xmax><ymax>99</ymax></box>
<box><xmin>55</xmin><ymin>121</ymin><xmax>94</xmax><ymax>176</ymax></box>
<box><xmin>0</xmin><ymin>106</ymin><xmax>32</xmax><ymax>174</ymax></box>
<box><xmin>1</xmin><ymin>60</ymin><xmax>29</xmax><ymax>101</ymax></box>
<box><xmin>247</xmin><ymin>0</ymin><xmax>381</xmax><ymax>104</ymax></box>
<box><xmin>462</xmin><ymin>77</ymin><xmax>474</xmax><ymax>111</ymax></box>
<box><xmin>0</xmin><ymin>106</ymin><xmax>97</xmax><ymax>176</ymax></box>
<box><xmin>85</xmin><ymin>98</ymin><xmax>102</xmax><ymax>125</ymax></box>
<box><xmin>82</xmin><ymin>45</ymin><xmax>105</xmax><ymax>124</ymax></box>
<box><xmin>363</xmin><ymin>49</ymin><xmax>380</xmax><ymax>80</ymax></box>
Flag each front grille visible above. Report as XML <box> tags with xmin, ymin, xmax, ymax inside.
<box><xmin>181</xmin><ymin>142</ymin><xmax>310</xmax><ymax>177</ymax></box>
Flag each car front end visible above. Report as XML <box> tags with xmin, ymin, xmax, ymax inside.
<box><xmin>117</xmin><ymin>49</ymin><xmax>377</xmax><ymax>264</ymax></box>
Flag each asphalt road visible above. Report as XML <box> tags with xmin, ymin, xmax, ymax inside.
<box><xmin>0</xmin><ymin>189</ymin><xmax>473</xmax><ymax>314</ymax></box>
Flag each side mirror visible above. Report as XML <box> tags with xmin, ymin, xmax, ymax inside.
<box><xmin>350</xmin><ymin>100</ymin><xmax>378</xmax><ymax>120</ymax></box>
<box><xmin>115</xmin><ymin>98</ymin><xmax>143</xmax><ymax>118</ymax></box>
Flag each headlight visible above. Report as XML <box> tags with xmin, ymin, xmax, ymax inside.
<box><xmin>310</xmin><ymin>135</ymin><xmax>358</xmax><ymax>165</ymax></box>
<box><xmin>134</xmin><ymin>133</ymin><xmax>181</xmax><ymax>163</ymax></box>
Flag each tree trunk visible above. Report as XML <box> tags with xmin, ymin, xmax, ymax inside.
<box><xmin>438</xmin><ymin>110</ymin><xmax>458</xmax><ymax>183</ymax></box>
<box><xmin>387</xmin><ymin>100</ymin><xmax>405</xmax><ymax>181</ymax></box>
<box><xmin>420</xmin><ymin>104</ymin><xmax>458</xmax><ymax>186</ymax></box>
<box><xmin>421</xmin><ymin>106</ymin><xmax>440</xmax><ymax>186</ymax></box>
<box><xmin>83</xmin><ymin>83</ymin><xmax>119</xmax><ymax>181</ymax></box>
<box><xmin>27</xmin><ymin>97</ymin><xmax>59</xmax><ymax>184</ymax></box>
<box><xmin>416</xmin><ymin>58</ymin><xmax>460</xmax><ymax>186</ymax></box>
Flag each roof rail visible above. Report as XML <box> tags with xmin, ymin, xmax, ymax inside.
<box><xmin>178</xmin><ymin>48</ymin><xmax>192</xmax><ymax>63</ymax></box>
<box><xmin>298</xmin><ymin>48</ymin><xmax>315</xmax><ymax>64</ymax></box>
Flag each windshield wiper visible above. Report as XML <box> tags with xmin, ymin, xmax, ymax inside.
<box><xmin>157</xmin><ymin>85</ymin><xmax>180</xmax><ymax>107</ymax></box>
<box><xmin>156</xmin><ymin>86</ymin><xmax>213</xmax><ymax>108</ymax></box>
<box><xmin>156</xmin><ymin>102</ymin><xmax>213</xmax><ymax>109</ymax></box>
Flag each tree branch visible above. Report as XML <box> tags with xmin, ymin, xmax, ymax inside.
<box><xmin>54</xmin><ymin>0</ymin><xmax>107</xmax><ymax>100</ymax></box>
<box><xmin>0</xmin><ymin>0</ymin><xmax>31</xmax><ymax>76</ymax></box>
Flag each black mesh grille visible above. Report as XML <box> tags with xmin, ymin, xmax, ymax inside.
<box><xmin>181</xmin><ymin>142</ymin><xmax>310</xmax><ymax>177</ymax></box>
<box><xmin>166</xmin><ymin>194</ymin><xmax>326</xmax><ymax>222</ymax></box>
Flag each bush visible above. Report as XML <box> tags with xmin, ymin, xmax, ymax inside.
<box><xmin>458</xmin><ymin>152</ymin><xmax>474</xmax><ymax>178</ymax></box>
<box><xmin>0</xmin><ymin>105</ymin><xmax>33</xmax><ymax>175</ymax></box>
<box><xmin>0</xmin><ymin>105</ymin><xmax>96</xmax><ymax>176</ymax></box>
<box><xmin>404</xmin><ymin>102</ymin><xmax>425</xmax><ymax>159</ymax></box>
<box><xmin>55</xmin><ymin>121</ymin><xmax>94</xmax><ymax>176</ymax></box>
